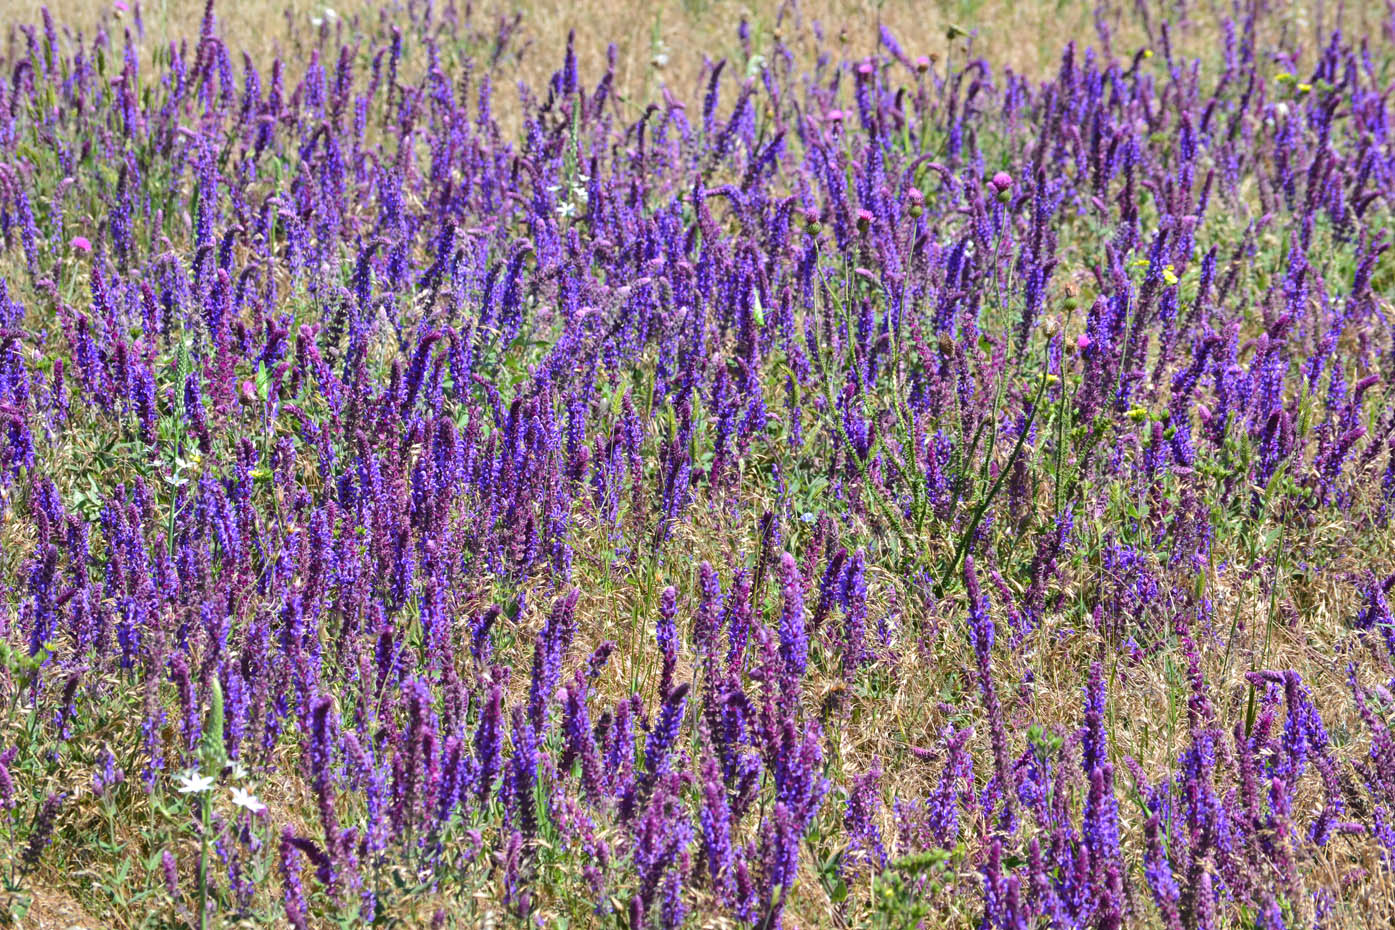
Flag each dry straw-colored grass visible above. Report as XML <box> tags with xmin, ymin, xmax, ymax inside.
<box><xmin>23</xmin><ymin>0</ymin><xmax>1389</xmax><ymax>98</ymax></box>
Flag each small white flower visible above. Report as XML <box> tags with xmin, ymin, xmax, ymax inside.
<box><xmin>175</xmin><ymin>769</ymin><xmax>215</xmax><ymax>794</ymax></box>
<box><xmin>228</xmin><ymin>760</ymin><xmax>249</xmax><ymax>780</ymax></box>
<box><xmin>230</xmin><ymin>787</ymin><xmax>266</xmax><ymax>814</ymax></box>
<box><xmin>557</xmin><ymin>201</ymin><xmax>577</xmax><ymax>219</ymax></box>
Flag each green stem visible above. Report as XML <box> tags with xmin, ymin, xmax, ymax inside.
<box><xmin>198</xmin><ymin>797</ymin><xmax>210</xmax><ymax>930</ymax></box>
<box><xmin>940</xmin><ymin>367</ymin><xmax>1050</xmax><ymax>594</ymax></box>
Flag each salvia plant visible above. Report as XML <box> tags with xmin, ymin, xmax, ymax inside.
<box><xmin>0</xmin><ymin>0</ymin><xmax>1391</xmax><ymax>926</ymax></box>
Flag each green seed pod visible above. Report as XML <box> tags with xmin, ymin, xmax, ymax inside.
<box><xmin>201</xmin><ymin>675</ymin><xmax>227</xmax><ymax>773</ymax></box>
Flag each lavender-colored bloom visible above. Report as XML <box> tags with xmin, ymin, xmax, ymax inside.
<box><xmin>698</xmin><ymin>755</ymin><xmax>735</xmax><ymax>897</ymax></box>
<box><xmin>840</xmin><ymin>548</ymin><xmax>870</xmax><ymax>675</ymax></box>
<box><xmin>964</xmin><ymin>556</ymin><xmax>1015</xmax><ymax>829</ymax></box>
<box><xmin>844</xmin><ymin>759</ymin><xmax>887</xmax><ymax>871</ymax></box>
<box><xmin>775</xmin><ymin>552</ymin><xmax>806</xmax><ymax>687</ymax></box>
<box><xmin>474</xmin><ymin>683</ymin><xmax>504</xmax><ymax>807</ymax></box>
<box><xmin>279</xmin><ymin>828</ymin><xmax>310</xmax><ymax>930</ymax></box>
<box><xmin>656</xmin><ymin>585</ymin><xmax>678</xmax><ymax>699</ymax></box>
<box><xmin>20</xmin><ymin>793</ymin><xmax>63</xmax><ymax>874</ymax></box>
<box><xmin>527</xmin><ymin>588</ymin><xmax>579</xmax><ymax>733</ymax></box>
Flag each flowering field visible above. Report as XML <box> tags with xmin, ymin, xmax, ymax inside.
<box><xmin>0</xmin><ymin>0</ymin><xmax>1393</xmax><ymax>926</ymax></box>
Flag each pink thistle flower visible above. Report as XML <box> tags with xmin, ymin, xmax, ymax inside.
<box><xmin>70</xmin><ymin>236</ymin><xmax>92</xmax><ymax>253</ymax></box>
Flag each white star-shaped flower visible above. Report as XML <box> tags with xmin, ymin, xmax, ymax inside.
<box><xmin>230</xmin><ymin>787</ymin><xmax>266</xmax><ymax>814</ymax></box>
<box><xmin>175</xmin><ymin>769</ymin><xmax>215</xmax><ymax>794</ymax></box>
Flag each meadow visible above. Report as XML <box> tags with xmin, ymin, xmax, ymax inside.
<box><xmin>0</xmin><ymin>0</ymin><xmax>1392</xmax><ymax>927</ymax></box>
